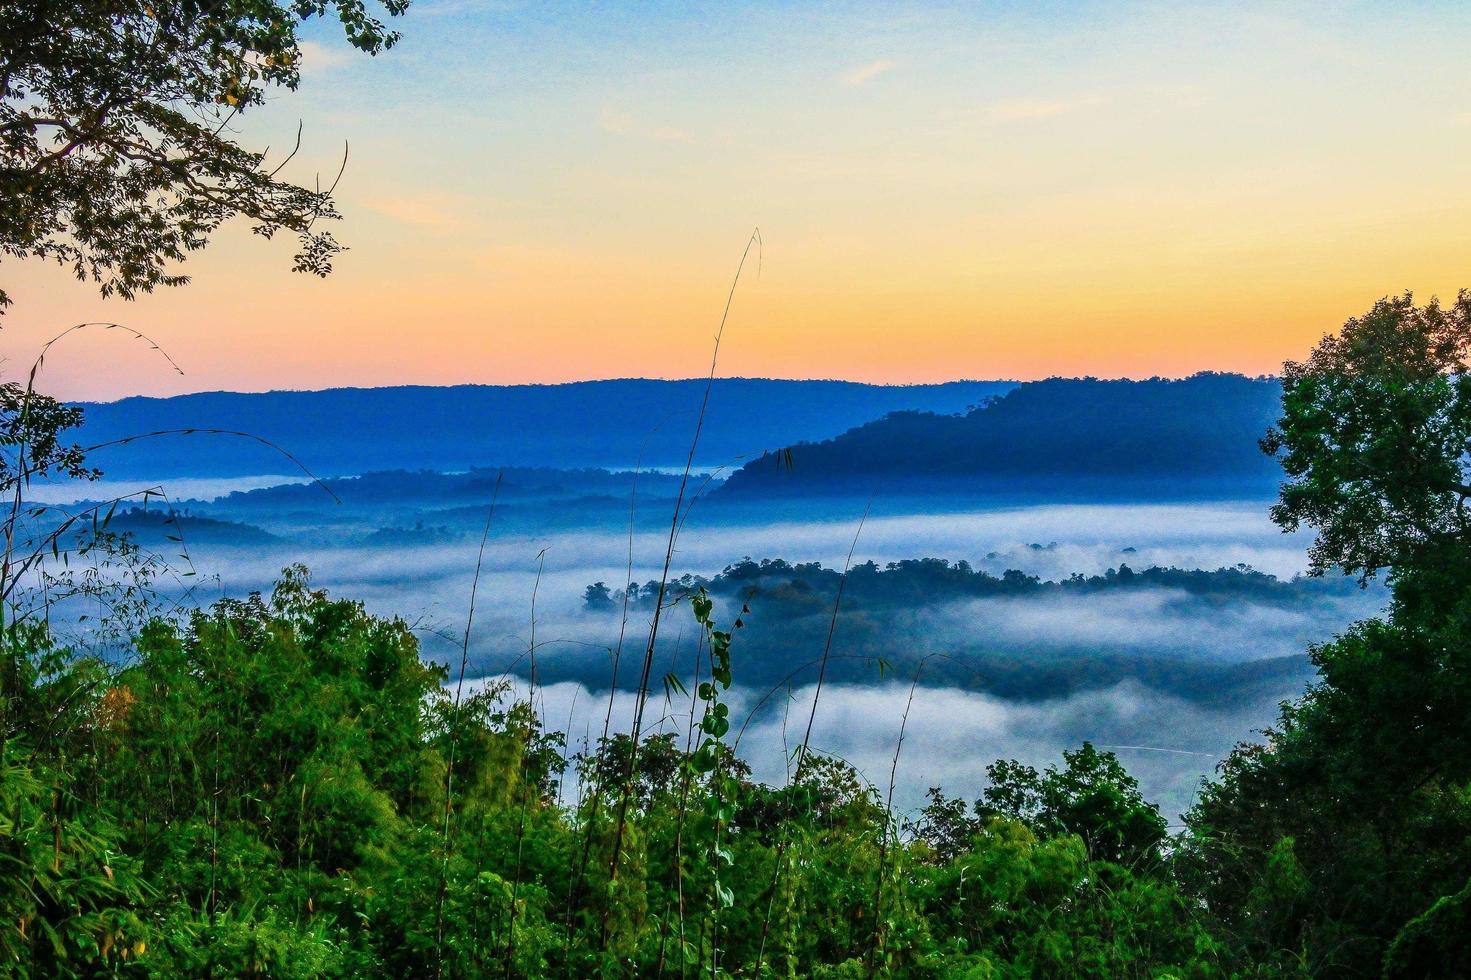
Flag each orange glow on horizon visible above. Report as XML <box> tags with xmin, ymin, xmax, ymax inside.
<box><xmin>8</xmin><ymin>3</ymin><xmax>1471</xmax><ymax>401</ymax></box>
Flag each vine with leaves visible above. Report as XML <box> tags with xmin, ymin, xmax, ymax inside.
<box><xmin>684</xmin><ymin>588</ymin><xmax>743</xmax><ymax>977</ymax></box>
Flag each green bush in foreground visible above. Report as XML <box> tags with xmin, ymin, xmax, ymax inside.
<box><xmin>0</xmin><ymin>569</ymin><xmax>1225</xmax><ymax>977</ymax></box>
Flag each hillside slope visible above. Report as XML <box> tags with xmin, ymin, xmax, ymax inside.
<box><xmin>719</xmin><ymin>373</ymin><xmax>1282</xmax><ymax>496</ymax></box>
<box><xmin>76</xmin><ymin>378</ymin><xmax>1014</xmax><ymax>478</ymax></box>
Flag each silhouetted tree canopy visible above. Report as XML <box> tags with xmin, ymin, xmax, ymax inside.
<box><xmin>722</xmin><ymin>373</ymin><xmax>1284</xmax><ymax>494</ymax></box>
<box><xmin>0</xmin><ymin>382</ymin><xmax>96</xmax><ymax>487</ymax></box>
<box><xmin>1263</xmin><ymin>291</ymin><xmax>1471</xmax><ymax>579</ymax></box>
<box><xmin>1177</xmin><ymin>292</ymin><xmax>1471</xmax><ymax>976</ymax></box>
<box><xmin>0</xmin><ymin>0</ymin><xmax>408</xmax><ymax>311</ymax></box>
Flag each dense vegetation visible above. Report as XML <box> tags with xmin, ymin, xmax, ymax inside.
<box><xmin>2</xmin><ymin>293</ymin><xmax>1471</xmax><ymax>976</ymax></box>
<box><xmin>0</xmin><ymin>570</ymin><xmax>1215</xmax><ymax>977</ymax></box>
<box><xmin>588</xmin><ymin>557</ymin><xmax>1358</xmax><ymax>616</ymax></box>
<box><xmin>571</xmin><ymin>559</ymin><xmax>1360</xmax><ymax>705</ymax></box>
<box><xmin>7</xmin><ymin>5</ymin><xmax>1471</xmax><ymax>975</ymax></box>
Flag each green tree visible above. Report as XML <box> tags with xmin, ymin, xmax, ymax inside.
<box><xmin>979</xmin><ymin>743</ymin><xmax>1167</xmax><ymax>867</ymax></box>
<box><xmin>915</xmin><ymin>744</ymin><xmax>1166</xmax><ymax>869</ymax></box>
<box><xmin>1262</xmin><ymin>290</ymin><xmax>1471</xmax><ymax>581</ymax></box>
<box><xmin>1184</xmin><ymin>291</ymin><xmax>1471</xmax><ymax>977</ymax></box>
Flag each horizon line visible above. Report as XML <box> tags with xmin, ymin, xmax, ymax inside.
<box><xmin>75</xmin><ymin>370</ymin><xmax>1280</xmax><ymax>405</ymax></box>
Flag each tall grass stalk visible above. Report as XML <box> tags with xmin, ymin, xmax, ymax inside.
<box><xmin>870</xmin><ymin>655</ymin><xmax>931</xmax><ymax>974</ymax></box>
<box><xmin>562</xmin><ymin>451</ymin><xmax>647</xmax><ymax>944</ymax></box>
<box><xmin>656</xmin><ymin>629</ymin><xmax>706</xmax><ymax>977</ymax></box>
<box><xmin>4</xmin><ymin>323</ymin><xmax>179</xmax><ymax>621</ymax></box>
<box><xmin>503</xmin><ymin>548</ymin><xmax>547</xmax><ymax>976</ymax></box>
<box><xmin>600</xmin><ymin>229</ymin><xmax>762</xmax><ymax>952</ymax></box>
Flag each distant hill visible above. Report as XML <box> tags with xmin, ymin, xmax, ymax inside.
<box><xmin>718</xmin><ymin>374</ymin><xmax>1283</xmax><ymax>497</ymax></box>
<box><xmin>92</xmin><ymin>507</ymin><xmax>279</xmax><ymax>546</ymax></box>
<box><xmin>209</xmin><ymin>466</ymin><xmax>687</xmax><ymax>510</ymax></box>
<box><xmin>74</xmin><ymin>378</ymin><xmax>1015</xmax><ymax>479</ymax></box>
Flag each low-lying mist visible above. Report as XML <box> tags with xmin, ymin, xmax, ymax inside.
<box><xmin>483</xmin><ymin>676</ymin><xmax>1281</xmax><ymax>822</ymax></box>
<box><xmin>120</xmin><ymin>497</ymin><xmax>1383</xmax><ymax>819</ymax></box>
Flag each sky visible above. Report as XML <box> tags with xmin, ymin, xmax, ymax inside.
<box><xmin>9</xmin><ymin>0</ymin><xmax>1471</xmax><ymax>400</ymax></box>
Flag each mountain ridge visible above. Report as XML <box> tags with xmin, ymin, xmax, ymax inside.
<box><xmin>73</xmin><ymin>377</ymin><xmax>1016</xmax><ymax>479</ymax></box>
<box><xmin>719</xmin><ymin>372</ymin><xmax>1284</xmax><ymax>496</ymax></box>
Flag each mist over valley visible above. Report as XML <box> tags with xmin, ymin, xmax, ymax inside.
<box><xmin>51</xmin><ymin>374</ymin><xmax>1380</xmax><ymax>817</ymax></box>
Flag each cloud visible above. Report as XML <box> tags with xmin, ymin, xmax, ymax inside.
<box><xmin>27</xmin><ymin>474</ymin><xmax>309</xmax><ymax>505</ymax></box>
<box><xmin>843</xmin><ymin>59</ymin><xmax>898</xmax><ymax>86</ymax></box>
<box><xmin>163</xmin><ymin>500</ymin><xmax>1345</xmax><ymax>629</ymax></box>
<box><xmin>889</xmin><ymin>589</ymin><xmax>1371</xmax><ymax>664</ymax></box>
<box><xmin>296</xmin><ymin>40</ymin><xmax>353</xmax><ymax>76</ymax></box>
<box><xmin>412</xmin><ymin>0</ymin><xmax>519</xmax><ymax>16</ymax></box>
<box><xmin>725</xmin><ymin>680</ymin><xmax>1250</xmax><ymax>819</ymax></box>
<box><xmin>597</xmin><ymin>106</ymin><xmax>695</xmax><ymax>144</ymax></box>
<box><xmin>648</xmin><ymin>127</ymin><xmax>695</xmax><ymax>144</ymax></box>
<box><xmin>978</xmin><ymin>93</ymin><xmax>1106</xmax><ymax>122</ymax></box>
<box><xmin>160</xmin><ymin>498</ymin><xmax>1376</xmax><ymax>702</ymax></box>
<box><xmin>363</xmin><ymin>194</ymin><xmax>467</xmax><ymax>228</ymax></box>
<box><xmin>596</xmin><ymin>105</ymin><xmax>634</xmax><ymax>135</ymax></box>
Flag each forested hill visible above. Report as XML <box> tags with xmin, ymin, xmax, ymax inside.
<box><xmin>719</xmin><ymin>373</ymin><xmax>1283</xmax><ymax>496</ymax></box>
<box><xmin>75</xmin><ymin>378</ymin><xmax>1014</xmax><ymax>479</ymax></box>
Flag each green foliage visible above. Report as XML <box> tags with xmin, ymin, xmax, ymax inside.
<box><xmin>1262</xmin><ymin>290</ymin><xmax>1471</xmax><ymax>580</ymax></box>
<box><xmin>977</xmin><ymin>743</ymin><xmax>1168</xmax><ymax>867</ymax></box>
<box><xmin>917</xmin><ymin>818</ymin><xmax>1219</xmax><ymax>978</ymax></box>
<box><xmin>689</xmin><ymin>590</ymin><xmax>735</xmax><ymax>855</ymax></box>
<box><xmin>0</xmin><ymin>382</ymin><xmax>95</xmax><ymax>488</ymax></box>
<box><xmin>915</xmin><ymin>743</ymin><xmax>1167</xmax><ymax>871</ymax></box>
<box><xmin>1180</xmin><ymin>292</ymin><xmax>1471</xmax><ymax>977</ymax></box>
<box><xmin>0</xmin><ymin>570</ymin><xmax>1242</xmax><ymax>977</ymax></box>
<box><xmin>10</xmin><ymin>291</ymin><xmax>1471</xmax><ymax>974</ymax></box>
<box><xmin>1383</xmin><ymin>874</ymin><xmax>1471</xmax><ymax>978</ymax></box>
<box><xmin>0</xmin><ymin>746</ymin><xmax>148</xmax><ymax>978</ymax></box>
